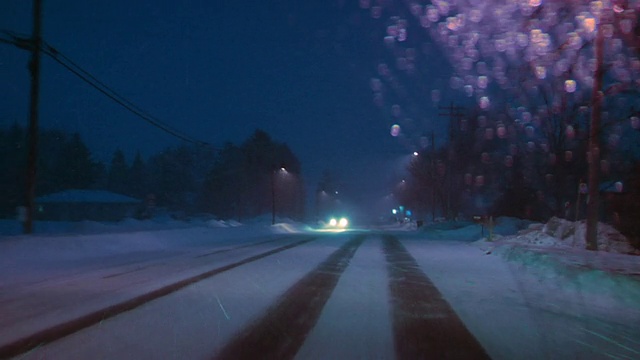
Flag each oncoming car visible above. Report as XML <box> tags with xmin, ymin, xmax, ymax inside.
<box><xmin>327</xmin><ymin>216</ymin><xmax>349</xmax><ymax>229</ymax></box>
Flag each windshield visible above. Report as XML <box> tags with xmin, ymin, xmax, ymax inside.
<box><xmin>1</xmin><ymin>1</ymin><xmax>639</xmax><ymax>359</ymax></box>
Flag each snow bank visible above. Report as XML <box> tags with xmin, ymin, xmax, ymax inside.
<box><xmin>376</xmin><ymin>222</ymin><xmax>418</xmax><ymax>231</ymax></box>
<box><xmin>206</xmin><ymin>219</ymin><xmax>231</xmax><ymax>228</ymax></box>
<box><xmin>414</xmin><ymin>217</ymin><xmax>533</xmax><ymax>241</ymax></box>
<box><xmin>271</xmin><ymin>223</ymin><xmax>305</xmax><ymax>233</ymax></box>
<box><xmin>474</xmin><ymin>217</ymin><xmax>640</xmax><ymax>290</ymax></box>
<box><xmin>0</xmin><ymin>218</ymin><xmax>194</xmax><ymax>237</ymax></box>
<box><xmin>491</xmin><ymin>217</ymin><xmax>639</xmax><ymax>255</ymax></box>
<box><xmin>0</xmin><ymin>215</ymin><xmax>275</xmax><ymax>237</ymax></box>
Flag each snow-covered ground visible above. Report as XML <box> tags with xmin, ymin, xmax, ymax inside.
<box><xmin>1</xmin><ymin>215</ymin><xmax>639</xmax><ymax>358</ymax></box>
<box><xmin>379</xmin><ymin>217</ymin><xmax>640</xmax><ymax>358</ymax></box>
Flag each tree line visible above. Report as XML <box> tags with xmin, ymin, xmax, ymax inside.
<box><xmin>0</xmin><ymin>125</ymin><xmax>305</xmax><ymax>221</ymax></box>
<box><xmin>362</xmin><ymin>1</ymin><xmax>640</xmax><ymax>250</ymax></box>
<box><xmin>398</xmin><ymin>102</ymin><xmax>640</xmax><ymax>247</ymax></box>
<box><xmin>402</xmin><ymin>105</ymin><xmax>640</xmax><ymax>221</ymax></box>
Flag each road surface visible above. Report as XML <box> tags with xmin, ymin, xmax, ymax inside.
<box><xmin>0</xmin><ymin>231</ymin><xmax>491</xmax><ymax>359</ymax></box>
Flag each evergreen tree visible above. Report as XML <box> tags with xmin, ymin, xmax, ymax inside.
<box><xmin>201</xmin><ymin>142</ymin><xmax>246</xmax><ymax>218</ymax></box>
<box><xmin>37</xmin><ymin>129</ymin><xmax>68</xmax><ymax>195</ymax></box>
<box><xmin>200</xmin><ymin>130</ymin><xmax>305</xmax><ymax>220</ymax></box>
<box><xmin>128</xmin><ymin>151</ymin><xmax>148</xmax><ymax>199</ymax></box>
<box><xmin>315</xmin><ymin>170</ymin><xmax>340</xmax><ymax>219</ymax></box>
<box><xmin>0</xmin><ymin>123</ymin><xmax>26</xmax><ymax>216</ymax></box>
<box><xmin>148</xmin><ymin>144</ymin><xmax>196</xmax><ymax>210</ymax></box>
<box><xmin>107</xmin><ymin>149</ymin><xmax>129</xmax><ymax>195</ymax></box>
<box><xmin>52</xmin><ymin>133</ymin><xmax>99</xmax><ymax>190</ymax></box>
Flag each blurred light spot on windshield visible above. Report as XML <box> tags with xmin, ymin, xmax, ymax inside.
<box><xmin>582</xmin><ymin>15</ymin><xmax>597</xmax><ymax>33</ymax></box>
<box><xmin>377</xmin><ymin>63</ymin><xmax>390</xmax><ymax>76</ymax></box>
<box><xmin>392</xmin><ymin>104</ymin><xmax>401</xmax><ymax>117</ymax></box>
<box><xmin>478</xmin><ymin>76</ymin><xmax>488</xmax><ymax>89</ymax></box>
<box><xmin>437</xmin><ymin>1</ymin><xmax>450</xmax><ymax>16</ymax></box>
<box><xmin>565</xmin><ymin>150</ymin><xmax>573</xmax><ymax>162</ymax></box>
<box><xmin>615</xmin><ymin>181</ymin><xmax>624</xmax><ymax>192</ymax></box>
<box><xmin>370</xmin><ymin>78</ymin><xmax>382</xmax><ymax>92</ymax></box>
<box><xmin>373</xmin><ymin>93</ymin><xmax>384</xmax><ymax>107</ymax></box>
<box><xmin>505</xmin><ymin>155</ymin><xmax>513</xmax><ymax>167</ymax></box>
<box><xmin>621</xmin><ymin>18</ymin><xmax>633</xmax><ymax>34</ymax></box>
<box><xmin>564</xmin><ymin>79</ymin><xmax>577</xmax><ymax>93</ymax></box>
<box><xmin>431</xmin><ymin>89</ymin><xmax>441</xmax><ymax>103</ymax></box>
<box><xmin>390</xmin><ymin>124</ymin><xmax>401</xmax><ymax>137</ymax></box>
<box><xmin>450</xmin><ymin>76</ymin><xmax>463</xmax><ymax>89</ymax></box>
<box><xmin>484</xmin><ymin>128</ymin><xmax>494</xmax><ymax>140</ymax></box>
<box><xmin>479</xmin><ymin>96</ymin><xmax>490</xmax><ymax>109</ymax></box>
<box><xmin>371</xmin><ymin>6</ymin><xmax>382</xmax><ymax>19</ymax></box>
<box><xmin>464</xmin><ymin>85</ymin><xmax>474</xmax><ymax>97</ymax></box>
<box><xmin>469</xmin><ymin>9</ymin><xmax>482</xmax><ymax>23</ymax></box>
<box><xmin>497</xmin><ymin>125</ymin><xmax>506</xmax><ymax>138</ymax></box>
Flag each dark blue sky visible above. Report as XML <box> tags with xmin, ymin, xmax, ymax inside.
<box><xmin>1</xmin><ymin>0</ymin><xmax>451</xmax><ymax>211</ymax></box>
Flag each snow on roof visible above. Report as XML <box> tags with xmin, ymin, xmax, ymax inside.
<box><xmin>36</xmin><ymin>190</ymin><xmax>140</xmax><ymax>204</ymax></box>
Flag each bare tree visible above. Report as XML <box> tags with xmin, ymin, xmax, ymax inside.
<box><xmin>365</xmin><ymin>0</ymin><xmax>640</xmax><ymax>250</ymax></box>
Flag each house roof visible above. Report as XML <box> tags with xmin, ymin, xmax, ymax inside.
<box><xmin>36</xmin><ymin>190</ymin><xmax>140</xmax><ymax>204</ymax></box>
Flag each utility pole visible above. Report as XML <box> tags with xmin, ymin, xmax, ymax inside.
<box><xmin>586</xmin><ymin>22</ymin><xmax>604</xmax><ymax>251</ymax></box>
<box><xmin>24</xmin><ymin>0</ymin><xmax>43</xmax><ymax>234</ymax></box>
<box><xmin>438</xmin><ymin>101</ymin><xmax>465</xmax><ymax>220</ymax></box>
<box><xmin>431</xmin><ymin>130</ymin><xmax>435</xmax><ymax>222</ymax></box>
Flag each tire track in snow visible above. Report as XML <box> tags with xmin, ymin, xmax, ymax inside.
<box><xmin>383</xmin><ymin>235</ymin><xmax>491</xmax><ymax>359</ymax></box>
<box><xmin>213</xmin><ymin>234</ymin><xmax>366</xmax><ymax>360</ymax></box>
<box><xmin>102</xmin><ymin>237</ymin><xmax>287</xmax><ymax>279</ymax></box>
<box><xmin>0</xmin><ymin>235</ymin><xmax>317</xmax><ymax>359</ymax></box>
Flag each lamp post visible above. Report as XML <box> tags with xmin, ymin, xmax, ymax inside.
<box><xmin>271</xmin><ymin>165</ymin><xmax>286</xmax><ymax>225</ymax></box>
<box><xmin>271</xmin><ymin>169</ymin><xmax>276</xmax><ymax>225</ymax></box>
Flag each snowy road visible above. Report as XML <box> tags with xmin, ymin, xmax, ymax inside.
<box><xmin>2</xmin><ymin>229</ymin><xmax>639</xmax><ymax>359</ymax></box>
<box><xmin>2</xmin><ymin>232</ymin><xmax>489</xmax><ymax>359</ymax></box>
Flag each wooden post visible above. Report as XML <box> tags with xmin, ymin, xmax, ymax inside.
<box><xmin>586</xmin><ymin>22</ymin><xmax>605</xmax><ymax>251</ymax></box>
<box><xmin>24</xmin><ymin>0</ymin><xmax>43</xmax><ymax>234</ymax></box>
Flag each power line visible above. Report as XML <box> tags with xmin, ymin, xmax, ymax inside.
<box><xmin>3</xmin><ymin>31</ymin><xmax>209</xmax><ymax>146</ymax></box>
<box><xmin>2</xmin><ymin>29</ymin><xmax>211</xmax><ymax>147</ymax></box>
<box><xmin>41</xmin><ymin>43</ymin><xmax>209</xmax><ymax>146</ymax></box>
<box><xmin>0</xmin><ymin>29</ymin><xmax>31</xmax><ymax>49</ymax></box>
<box><xmin>0</xmin><ymin>36</ymin><xmax>15</xmax><ymax>45</ymax></box>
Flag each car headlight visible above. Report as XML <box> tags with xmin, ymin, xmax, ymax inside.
<box><xmin>329</xmin><ymin>218</ymin><xmax>338</xmax><ymax>227</ymax></box>
<box><xmin>338</xmin><ymin>217</ymin><xmax>348</xmax><ymax>228</ymax></box>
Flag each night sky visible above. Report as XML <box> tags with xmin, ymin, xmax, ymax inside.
<box><xmin>1</xmin><ymin>0</ymin><xmax>451</xmax><ymax>214</ymax></box>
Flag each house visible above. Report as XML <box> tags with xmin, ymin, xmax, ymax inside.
<box><xmin>36</xmin><ymin>190</ymin><xmax>141</xmax><ymax>222</ymax></box>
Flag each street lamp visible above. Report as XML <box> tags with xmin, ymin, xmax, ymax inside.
<box><xmin>271</xmin><ymin>165</ymin><xmax>286</xmax><ymax>225</ymax></box>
